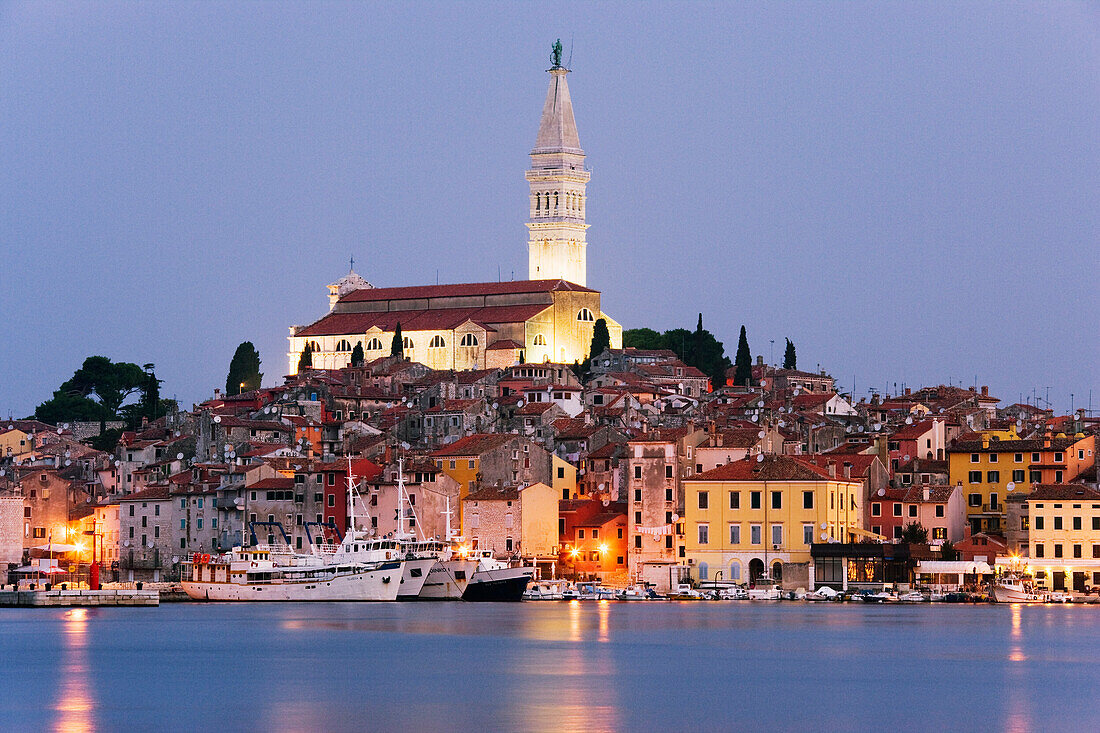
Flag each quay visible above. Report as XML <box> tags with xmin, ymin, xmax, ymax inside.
<box><xmin>0</xmin><ymin>589</ymin><xmax>160</xmax><ymax>607</ymax></box>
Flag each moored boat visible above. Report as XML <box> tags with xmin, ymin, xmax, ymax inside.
<box><xmin>993</xmin><ymin>574</ymin><xmax>1048</xmax><ymax>604</ymax></box>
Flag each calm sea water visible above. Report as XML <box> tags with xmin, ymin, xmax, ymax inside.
<box><xmin>1</xmin><ymin>601</ymin><xmax>1097</xmax><ymax>732</ymax></box>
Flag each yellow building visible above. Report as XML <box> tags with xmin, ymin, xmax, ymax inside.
<box><xmin>1024</xmin><ymin>484</ymin><xmax>1100</xmax><ymax>593</ymax></box>
<box><xmin>684</xmin><ymin>455</ymin><xmax>864</xmax><ymax>583</ymax></box>
<box><xmin>948</xmin><ymin>431</ymin><xmax>1096</xmax><ymax>534</ymax></box>
<box><xmin>287</xmin><ymin>49</ymin><xmax>620</xmax><ymax>376</ymax></box>
<box><xmin>552</xmin><ymin>454</ymin><xmax>577</xmax><ymax>501</ymax></box>
<box><xmin>0</xmin><ymin>428</ymin><xmax>30</xmax><ymax>460</ymax></box>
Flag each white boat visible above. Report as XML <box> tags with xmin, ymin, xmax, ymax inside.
<box><xmin>993</xmin><ymin>575</ymin><xmax>1049</xmax><ymax>604</ymax></box>
<box><xmin>668</xmin><ymin>583</ymin><xmax>708</xmax><ymax>600</ymax></box>
<box><xmin>748</xmin><ymin>576</ymin><xmax>781</xmax><ymax>600</ymax></box>
<box><xmin>897</xmin><ymin>591</ymin><xmax>926</xmax><ymax>603</ymax></box>
<box><xmin>618</xmin><ymin>584</ymin><xmax>657</xmax><ymax>601</ymax></box>
<box><xmin>181</xmin><ymin>534</ymin><xmax>405</xmax><ymax>602</ymax></box>
<box><xmin>525</xmin><ymin>579</ymin><xmax>570</xmax><ymax>600</ymax></box>
<box><xmin>859</xmin><ymin>591</ymin><xmax>899</xmax><ymax>603</ymax></box>
<box><xmin>806</xmin><ymin>586</ymin><xmax>839</xmax><ymax>602</ymax></box>
<box><xmin>718</xmin><ymin>585</ymin><xmax>748</xmax><ymax>600</ymax></box>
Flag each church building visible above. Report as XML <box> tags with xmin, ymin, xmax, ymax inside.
<box><xmin>287</xmin><ymin>52</ymin><xmax>621</xmax><ymax>375</ymax></box>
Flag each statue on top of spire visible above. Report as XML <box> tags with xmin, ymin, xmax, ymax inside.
<box><xmin>551</xmin><ymin>39</ymin><xmax>563</xmax><ymax>68</ymax></box>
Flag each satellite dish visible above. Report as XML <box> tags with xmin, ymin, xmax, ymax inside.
<box><xmin>547</xmin><ymin>386</ymin><xmax>553</xmax><ymax>393</ymax></box>
<box><xmin>821</xmin><ymin>522</ymin><xmax>828</xmax><ymax>529</ymax></box>
<box><xmin>877</xmin><ymin>488</ymin><xmax>885</xmax><ymax>496</ymax></box>
<box><xmin>756</xmin><ymin>454</ymin><xmax>764</xmax><ymax>463</ymax></box>
<box><xmin>903</xmin><ymin>454</ymin><xmax>910</xmax><ymax>462</ymax></box>
<box><xmin>174</xmin><ymin>430</ymin><xmax>181</xmax><ymax>437</ymax></box>
<box><xmin>517</xmin><ymin>400</ymin><xmax>525</xmax><ymax>407</ymax></box>
<box><xmin>0</xmin><ymin>469</ymin><xmax>5</xmax><ymax>477</ymax></box>
<box><xmin>64</xmin><ymin>460</ymin><xmax>71</xmax><ymax>466</ymax></box>
<box><xmin>845</xmin><ymin>426</ymin><xmax>852</xmax><ymax>433</ymax></box>
<box><xmin>64</xmin><ymin>451</ymin><xmax>71</xmax><ymax>458</ymax></box>
<box><xmin>176</xmin><ymin>453</ymin><xmax>184</xmax><ymax>460</ymax></box>
<box><xmin>492</xmin><ymin>403</ymin><xmax>499</xmax><ymax>410</ymax></box>
<box><xmin>751</xmin><ymin>415</ymin><xmax>758</xmax><ymax>423</ymax></box>
<box><xmin>671</xmin><ymin>514</ymin><xmax>679</xmax><ymax>522</ymax></box>
<box><xmin>858</xmin><ymin>426</ymin><xmax>865</xmax><ymax>433</ymax></box>
<box><xmin>57</xmin><ymin>428</ymin><xmax>63</xmax><ymax>434</ymax></box>
<box><xmin>821</xmin><ymin>532</ymin><xmax>829</xmax><ymax>541</ymax></box>
<box><xmin>114</xmin><ymin>459</ymin><xmax>120</xmax><ymax>466</ymax></box>
<box><xmin>123</xmin><ymin>540</ymin><xmax>131</xmax><ymax>547</ymax></box>
<box><xmin>905</xmin><ymin>416</ymin><xmax>913</xmax><ymax>425</ymax></box>
<box><xmin>213</xmin><ymin>416</ymin><xmax>222</xmax><ymax>423</ymax></box>
<box><xmin>778</xmin><ymin>421</ymin><xmax>786</xmax><ymax>428</ymax></box>
<box><xmin>224</xmin><ymin>444</ymin><xmax>232</xmax><ymax>452</ymax></box>
<box><xmin>602</xmin><ymin>498</ymin><xmax>610</xmax><ymax>506</ymax></box>
<box><xmin>1007</xmin><ymin>482</ymin><xmax>1016</xmax><ymax>491</ymax></box>
<box><xmin>1016</xmin><ymin>419</ymin><xmax>1023</xmax><ymax>427</ymax></box>
<box><xmin>758</xmin><ymin>431</ymin><xmax>766</xmax><ymax>438</ymax></box>
<box><xmin>873</xmin><ymin>423</ymin><xmax>882</xmax><ymax>431</ymax></box>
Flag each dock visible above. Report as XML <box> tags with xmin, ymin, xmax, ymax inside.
<box><xmin>0</xmin><ymin>589</ymin><xmax>160</xmax><ymax>607</ymax></box>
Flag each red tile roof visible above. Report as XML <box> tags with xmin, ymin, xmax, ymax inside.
<box><xmin>692</xmin><ymin>455</ymin><xmax>843</xmax><ymax>482</ymax></box>
<box><xmin>339</xmin><ymin>279</ymin><xmax>595</xmax><ymax>303</ymax></box>
<box><xmin>248</xmin><ymin>477</ymin><xmax>296</xmax><ymax>490</ymax></box>
<box><xmin>295</xmin><ymin>304</ymin><xmax>548</xmax><ymax>337</ymax></box>
<box><xmin>486</xmin><ymin>339</ymin><xmax>523</xmax><ymax>350</ymax></box>
<box><xmin>431</xmin><ymin>434</ymin><xmax>515</xmax><ymax>457</ymax></box>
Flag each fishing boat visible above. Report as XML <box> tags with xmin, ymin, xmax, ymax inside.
<box><xmin>525</xmin><ymin>579</ymin><xmax>570</xmax><ymax>600</ymax></box>
<box><xmin>993</xmin><ymin>574</ymin><xmax>1049</xmax><ymax>604</ymax></box>
<box><xmin>747</xmin><ymin>575</ymin><xmax>781</xmax><ymax>600</ymax></box>
<box><xmin>462</xmin><ymin>550</ymin><xmax>534</xmax><ymax>601</ymax></box>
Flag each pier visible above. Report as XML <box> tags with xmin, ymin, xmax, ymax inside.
<box><xmin>0</xmin><ymin>589</ymin><xmax>160</xmax><ymax>607</ymax></box>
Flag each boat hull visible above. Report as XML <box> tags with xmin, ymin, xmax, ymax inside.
<box><xmin>417</xmin><ymin>559</ymin><xmax>478</xmax><ymax>600</ymax></box>
<box><xmin>993</xmin><ymin>585</ymin><xmax>1048</xmax><ymax>604</ymax></box>
<box><xmin>462</xmin><ymin>567</ymin><xmax>533</xmax><ymax>602</ymax></box>
<box><xmin>181</xmin><ymin>562</ymin><xmax>403</xmax><ymax>602</ymax></box>
<box><xmin>396</xmin><ymin>557</ymin><xmax>437</xmax><ymax>599</ymax></box>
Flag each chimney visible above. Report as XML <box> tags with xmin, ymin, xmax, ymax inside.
<box><xmin>756</xmin><ymin>355</ymin><xmax>764</xmax><ymax>366</ymax></box>
<box><xmin>827</xmin><ymin>462</ymin><xmax>836</xmax><ymax>478</ymax></box>
<box><xmin>1043</xmin><ymin>432</ymin><xmax>1051</xmax><ymax>449</ymax></box>
<box><xmin>981</xmin><ymin>434</ymin><xmax>990</xmax><ymax>449</ymax></box>
<box><xmin>981</xmin><ymin>385</ymin><xmax>988</xmax><ymax>397</ymax></box>
<box><xmin>904</xmin><ymin>388</ymin><xmax>911</xmax><ymax>396</ymax></box>
<box><xmin>923</xmin><ymin>487</ymin><xmax>930</xmax><ymax>501</ymax></box>
<box><xmin>214</xmin><ymin>388</ymin><xmax>222</xmax><ymax>400</ymax></box>
<box><xmin>843</xmin><ymin>462</ymin><xmax>851</xmax><ymax>479</ymax></box>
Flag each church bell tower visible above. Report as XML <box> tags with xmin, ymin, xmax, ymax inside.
<box><xmin>526</xmin><ymin>43</ymin><xmax>589</xmax><ymax>286</ymax></box>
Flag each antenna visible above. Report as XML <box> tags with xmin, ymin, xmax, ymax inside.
<box><xmin>567</xmin><ymin>35</ymin><xmax>574</xmax><ymax>68</ymax></box>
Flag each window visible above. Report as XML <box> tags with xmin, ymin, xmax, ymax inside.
<box><xmin>698</xmin><ymin>492</ymin><xmax>709</xmax><ymax>510</ymax></box>
<box><xmin>634</xmin><ymin>511</ymin><xmax>641</xmax><ymax>524</ymax></box>
<box><xmin>697</xmin><ymin>524</ymin><xmax>709</xmax><ymax>545</ymax></box>
<box><xmin>1054</xmin><ymin>452</ymin><xmax>1064</xmax><ymax>463</ymax></box>
<box><xmin>988</xmin><ymin>453</ymin><xmax>998</xmax><ymax>463</ymax></box>
<box><xmin>750</xmin><ymin>525</ymin><xmax>761</xmax><ymax>545</ymax></box>
<box><xmin>533</xmin><ymin>334</ymin><xmax>546</xmax><ymax>346</ymax></box>
<box><xmin>365</xmin><ymin>337</ymin><xmax>384</xmax><ymax>351</ymax></box>
<box><xmin>771</xmin><ymin>525</ymin><xmax>782</xmax><ymax>546</ymax></box>
<box><xmin>1012</xmin><ymin>469</ymin><xmax>1025</xmax><ymax>483</ymax></box>
<box><xmin>557</xmin><ymin>466</ymin><xmax>565</xmax><ymax>479</ymax></box>
<box><xmin>803</xmin><ymin>524</ymin><xmax>814</xmax><ymax>545</ymax></box>
<box><xmin>1055</xmin><ymin>470</ymin><xmax>1063</xmax><ymax>482</ymax></box>
<box><xmin>1073</xmin><ymin>544</ymin><xmax>1082</xmax><ymax>559</ymax></box>
<box><xmin>590</xmin><ymin>528</ymin><xmax>597</xmax><ymax>538</ymax></box>
<box><xmin>968</xmin><ymin>471</ymin><xmax>982</xmax><ymax>484</ymax></box>
<box><xmin>468</xmin><ymin>460</ymin><xmax>476</xmax><ymax>470</ymax></box>
<box><xmin>970</xmin><ymin>453</ymin><xmax>980</xmax><ymax>463</ymax></box>
<box><xmin>617</xmin><ymin>527</ymin><xmax>623</xmax><ymax>539</ymax></box>
<box><xmin>932</xmin><ymin>527</ymin><xmax>946</xmax><ymax>540</ymax></box>
<box><xmin>578</xmin><ymin>529</ymin><xmax>585</xmax><ymax>539</ymax></box>
<box><xmin>154</xmin><ymin>526</ymin><xmax>160</xmax><ymax>538</ymax></box>
<box><xmin>987</xmin><ymin>471</ymin><xmax>999</xmax><ymax>483</ymax></box>
<box><xmin>1054</xmin><ymin>516</ymin><xmax>1063</xmax><ymax>530</ymax></box>
<box><xmin>634</xmin><ymin>536</ymin><xmax>642</xmax><ymax>548</ymax></box>
<box><xmin>1073</xmin><ymin>516</ymin><xmax>1082</xmax><ymax>531</ymax></box>
<box><xmin>908</xmin><ymin>505</ymin><xmax>917</xmax><ymax>518</ymax></box>
<box><xmin>893</xmin><ymin>503</ymin><xmax>902</xmax><ymax>517</ymax></box>
<box><xmin>729</xmin><ymin>524</ymin><xmax>741</xmax><ymax>544</ymax></box>
<box><xmin>634</xmin><ymin>489</ymin><xmax>641</xmax><ymax>503</ymax></box>
<box><xmin>935</xmin><ymin>505</ymin><xmax>944</xmax><ymax>518</ymax></box>
<box><xmin>1093</xmin><ymin>517</ymin><xmax>1100</xmax><ymax>531</ymax></box>
<box><xmin>1054</xmin><ymin>544</ymin><xmax>1063</xmax><ymax>558</ymax></box>
<box><xmin>155</xmin><ymin>505</ymin><xmax>160</xmax><ymax>516</ymax></box>
<box><xmin>577</xmin><ymin>308</ymin><xmax>595</xmax><ymax>322</ymax></box>
<box><xmin>665</xmin><ymin>465</ymin><xmax>673</xmax><ymax>479</ymax></box>
<box><xmin>1034</xmin><ymin>516</ymin><xmax>1044</xmax><ymax>530</ymax></box>
<box><xmin>460</xmin><ymin>333</ymin><xmax>478</xmax><ymax>347</ymax></box>
<box><xmin>1032</xmin><ymin>452</ymin><xmax>1041</xmax><ymax>463</ymax></box>
<box><xmin>1035</xmin><ymin>543</ymin><xmax>1044</xmax><ymax>558</ymax></box>
<box><xmin>968</xmin><ymin>494</ymin><xmax>981</xmax><ymax>507</ymax></box>
<box><xmin>429</xmin><ymin>335</ymin><xmax>446</xmax><ymax>348</ymax></box>
<box><xmin>327</xmin><ymin>494</ymin><xmax>335</xmax><ymax>507</ymax></box>
<box><xmin>1094</xmin><ymin>544</ymin><xmax>1100</xmax><ymax>559</ymax></box>
<box><xmin>750</xmin><ymin>491</ymin><xmax>761</xmax><ymax>510</ymax></box>
<box><xmin>1014</xmin><ymin>453</ymin><xmax>1023</xmax><ymax>463</ymax></box>
<box><xmin>771</xmin><ymin>491</ymin><xmax>781</xmax><ymax>510</ymax></box>
<box><xmin>803</xmin><ymin>491</ymin><xmax>814</xmax><ymax>510</ymax></box>
<box><xmin>729</xmin><ymin>491</ymin><xmax>740</xmax><ymax>509</ymax></box>
<box><xmin>335</xmin><ymin>339</ymin><xmax>352</xmax><ymax>352</ymax></box>
<box><xmin>634</xmin><ymin>465</ymin><xmax>642</xmax><ymax>479</ymax></box>
<box><xmin>1029</xmin><ymin>471</ymin><xmax>1042</xmax><ymax>484</ymax></box>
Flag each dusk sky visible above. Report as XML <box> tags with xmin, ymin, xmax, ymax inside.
<box><xmin>2</xmin><ymin>2</ymin><xmax>1097</xmax><ymax>418</ymax></box>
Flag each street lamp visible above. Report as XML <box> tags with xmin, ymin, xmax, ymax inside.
<box><xmin>569</xmin><ymin>546</ymin><xmax>580</xmax><ymax>581</ymax></box>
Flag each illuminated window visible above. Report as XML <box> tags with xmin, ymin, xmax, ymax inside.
<box><xmin>429</xmin><ymin>336</ymin><xmax>446</xmax><ymax>348</ymax></box>
<box><xmin>577</xmin><ymin>308</ymin><xmax>595</xmax><ymax>322</ymax></box>
<box><xmin>460</xmin><ymin>334</ymin><xmax>478</xmax><ymax>347</ymax></box>
<box><xmin>335</xmin><ymin>339</ymin><xmax>352</xmax><ymax>352</ymax></box>
<box><xmin>365</xmin><ymin>337</ymin><xmax>384</xmax><ymax>351</ymax></box>
<box><xmin>533</xmin><ymin>334</ymin><xmax>546</xmax><ymax>346</ymax></box>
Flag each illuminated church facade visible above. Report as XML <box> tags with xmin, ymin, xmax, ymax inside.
<box><xmin>287</xmin><ymin>53</ymin><xmax>621</xmax><ymax>375</ymax></box>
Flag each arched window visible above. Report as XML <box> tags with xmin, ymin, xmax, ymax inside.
<box><xmin>729</xmin><ymin>561</ymin><xmax>741</xmax><ymax>580</ymax></box>
<box><xmin>577</xmin><ymin>308</ymin><xmax>595</xmax><ymax>322</ymax></box>
<box><xmin>534</xmin><ymin>194</ymin><xmax>540</xmax><ymax>212</ymax></box>
<box><xmin>429</xmin><ymin>335</ymin><xmax>445</xmax><ymax>348</ymax></box>
<box><xmin>403</xmin><ymin>336</ymin><xmax>414</xmax><ymax>350</ymax></box>
<box><xmin>307</xmin><ymin>341</ymin><xmax>321</xmax><ymax>352</ymax></box>
<box><xmin>365</xmin><ymin>337</ymin><xmax>384</xmax><ymax>351</ymax></box>
<box><xmin>698</xmin><ymin>561</ymin><xmax>709</xmax><ymax>580</ymax></box>
<box><xmin>460</xmin><ymin>334</ymin><xmax>478</xmax><ymax>347</ymax></box>
<box><xmin>335</xmin><ymin>339</ymin><xmax>352</xmax><ymax>352</ymax></box>
<box><xmin>532</xmin><ymin>334</ymin><xmax>546</xmax><ymax>346</ymax></box>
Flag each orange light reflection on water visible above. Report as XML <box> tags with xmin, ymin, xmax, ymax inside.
<box><xmin>54</xmin><ymin>608</ymin><xmax>94</xmax><ymax>733</ymax></box>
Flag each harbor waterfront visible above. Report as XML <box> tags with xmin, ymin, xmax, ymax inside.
<box><xmin>3</xmin><ymin>602</ymin><xmax>1100</xmax><ymax>732</ymax></box>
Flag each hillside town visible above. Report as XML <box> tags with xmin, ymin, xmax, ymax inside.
<box><xmin>3</xmin><ymin>346</ymin><xmax>1097</xmax><ymax>601</ymax></box>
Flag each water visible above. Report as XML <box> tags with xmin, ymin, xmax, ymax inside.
<box><xmin>1</xmin><ymin>601</ymin><xmax>1096</xmax><ymax>732</ymax></box>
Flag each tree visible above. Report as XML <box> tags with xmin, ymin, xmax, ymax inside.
<box><xmin>622</xmin><ymin>328</ymin><xmax>665</xmax><ymax>350</ymax></box>
<box><xmin>733</xmin><ymin>325</ymin><xmax>752</xmax><ymax>386</ymax></box>
<box><xmin>298</xmin><ymin>343</ymin><xmax>313</xmax><ymax>371</ymax></box>
<box><xmin>225</xmin><ymin>342</ymin><xmax>263</xmax><ymax>395</ymax></box>
<box><xmin>783</xmin><ymin>338</ymin><xmax>796</xmax><ymax>370</ymax></box>
<box><xmin>391</xmin><ymin>323</ymin><xmax>403</xmax><ymax>358</ymax></box>
<box><xmin>588</xmin><ymin>318</ymin><xmax>610</xmax><ymax>363</ymax></box>
<box><xmin>939</xmin><ymin>540</ymin><xmax>958</xmax><ymax>561</ymax></box>
<box><xmin>350</xmin><ymin>341</ymin><xmax>365</xmax><ymax>367</ymax></box>
<box><xmin>900</xmin><ymin>522</ymin><xmax>928</xmax><ymax>544</ymax></box>
<box><xmin>623</xmin><ymin>319</ymin><xmax>731</xmax><ymax>391</ymax></box>
<box><xmin>34</xmin><ymin>356</ymin><xmax>170</xmax><ymax>431</ymax></box>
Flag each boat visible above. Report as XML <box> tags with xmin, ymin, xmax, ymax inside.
<box><xmin>524</xmin><ymin>579</ymin><xmax>570</xmax><ymax>600</ymax></box>
<box><xmin>859</xmin><ymin>591</ymin><xmax>899</xmax><ymax>603</ymax></box>
<box><xmin>618</xmin><ymin>584</ymin><xmax>658</xmax><ymax>601</ymax></box>
<box><xmin>897</xmin><ymin>591</ymin><xmax>927</xmax><ymax>603</ymax></box>
<box><xmin>806</xmin><ymin>586</ymin><xmax>839</xmax><ymax>602</ymax></box>
<box><xmin>748</xmin><ymin>575</ymin><xmax>781</xmax><ymax>600</ymax></box>
<box><xmin>181</xmin><ymin>530</ymin><xmax>405</xmax><ymax>602</ymax></box>
<box><xmin>993</xmin><ymin>574</ymin><xmax>1049</xmax><ymax>604</ymax></box>
<box><xmin>668</xmin><ymin>583</ymin><xmax>708</xmax><ymax>600</ymax></box>
<box><xmin>462</xmin><ymin>550</ymin><xmax>534</xmax><ymax>601</ymax></box>
<box><xmin>718</xmin><ymin>585</ymin><xmax>748</xmax><ymax>600</ymax></box>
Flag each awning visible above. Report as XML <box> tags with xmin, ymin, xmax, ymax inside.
<box><xmin>917</xmin><ymin>560</ymin><xmax>993</xmax><ymax>574</ymax></box>
<box><xmin>846</xmin><ymin>526</ymin><xmax>887</xmax><ymax>542</ymax></box>
<box><xmin>31</xmin><ymin>543</ymin><xmax>81</xmax><ymax>553</ymax></box>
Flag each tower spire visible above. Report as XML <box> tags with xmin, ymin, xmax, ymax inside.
<box><xmin>526</xmin><ymin>42</ymin><xmax>589</xmax><ymax>286</ymax></box>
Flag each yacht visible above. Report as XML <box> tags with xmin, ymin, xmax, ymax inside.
<box><xmin>747</xmin><ymin>575</ymin><xmax>782</xmax><ymax>600</ymax></box>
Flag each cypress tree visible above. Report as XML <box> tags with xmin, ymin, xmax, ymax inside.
<box><xmin>783</xmin><ymin>338</ymin><xmax>797</xmax><ymax>370</ymax></box>
<box><xmin>588</xmin><ymin>318</ymin><xmax>610</xmax><ymax>363</ymax></box>
<box><xmin>733</xmin><ymin>325</ymin><xmax>752</xmax><ymax>386</ymax></box>
<box><xmin>391</xmin><ymin>323</ymin><xmax>403</xmax><ymax>358</ymax></box>
<box><xmin>226</xmin><ymin>341</ymin><xmax>263</xmax><ymax>395</ymax></box>
<box><xmin>297</xmin><ymin>343</ymin><xmax>313</xmax><ymax>371</ymax></box>
<box><xmin>350</xmin><ymin>341</ymin><xmax>365</xmax><ymax>367</ymax></box>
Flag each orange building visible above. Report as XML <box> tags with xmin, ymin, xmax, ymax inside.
<box><xmin>559</xmin><ymin>500</ymin><xmax>627</xmax><ymax>581</ymax></box>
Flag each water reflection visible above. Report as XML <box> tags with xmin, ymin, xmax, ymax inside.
<box><xmin>54</xmin><ymin>609</ymin><xmax>93</xmax><ymax>733</ymax></box>
<box><xmin>1004</xmin><ymin>604</ymin><xmax>1032</xmax><ymax>733</ymax></box>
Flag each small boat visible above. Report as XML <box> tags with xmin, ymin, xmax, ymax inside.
<box><xmin>524</xmin><ymin>579</ymin><xmax>570</xmax><ymax>600</ymax></box>
<box><xmin>897</xmin><ymin>591</ymin><xmax>926</xmax><ymax>603</ymax></box>
<box><xmin>859</xmin><ymin>591</ymin><xmax>899</xmax><ymax>603</ymax></box>
<box><xmin>748</xmin><ymin>575</ymin><xmax>781</xmax><ymax>600</ymax></box>
<box><xmin>462</xmin><ymin>550</ymin><xmax>534</xmax><ymax>602</ymax></box>
<box><xmin>668</xmin><ymin>583</ymin><xmax>708</xmax><ymax>600</ymax></box>
<box><xmin>806</xmin><ymin>586</ymin><xmax>839</xmax><ymax>602</ymax></box>
<box><xmin>618</xmin><ymin>585</ymin><xmax>657</xmax><ymax>601</ymax></box>
<box><xmin>718</xmin><ymin>586</ymin><xmax>748</xmax><ymax>600</ymax></box>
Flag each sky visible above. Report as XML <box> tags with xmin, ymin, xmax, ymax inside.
<box><xmin>2</xmin><ymin>2</ymin><xmax>1098</xmax><ymax>418</ymax></box>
